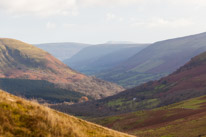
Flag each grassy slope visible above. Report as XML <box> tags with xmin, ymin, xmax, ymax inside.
<box><xmin>93</xmin><ymin>95</ymin><xmax>206</xmax><ymax>137</ymax></box>
<box><xmin>0</xmin><ymin>90</ymin><xmax>134</xmax><ymax>137</ymax></box>
<box><xmin>98</xmin><ymin>32</ymin><xmax>206</xmax><ymax>88</ymax></box>
<box><xmin>0</xmin><ymin>38</ymin><xmax>124</xmax><ymax>100</ymax></box>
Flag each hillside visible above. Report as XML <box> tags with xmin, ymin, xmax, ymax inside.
<box><xmin>98</xmin><ymin>32</ymin><xmax>206</xmax><ymax>88</ymax></box>
<box><xmin>0</xmin><ymin>38</ymin><xmax>124</xmax><ymax>100</ymax></box>
<box><xmin>64</xmin><ymin>43</ymin><xmax>148</xmax><ymax>75</ymax></box>
<box><xmin>0</xmin><ymin>89</ymin><xmax>134</xmax><ymax>137</ymax></box>
<box><xmin>54</xmin><ymin>49</ymin><xmax>206</xmax><ymax>117</ymax></box>
<box><xmin>0</xmin><ymin>78</ymin><xmax>89</xmax><ymax>103</ymax></box>
<box><xmin>93</xmin><ymin>95</ymin><xmax>206</xmax><ymax>137</ymax></box>
<box><xmin>35</xmin><ymin>42</ymin><xmax>90</xmax><ymax>61</ymax></box>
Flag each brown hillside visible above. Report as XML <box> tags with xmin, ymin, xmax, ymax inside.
<box><xmin>156</xmin><ymin>51</ymin><xmax>206</xmax><ymax>99</ymax></box>
<box><xmin>0</xmin><ymin>38</ymin><xmax>124</xmax><ymax>99</ymax></box>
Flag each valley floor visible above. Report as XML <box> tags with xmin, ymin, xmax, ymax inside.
<box><xmin>92</xmin><ymin>95</ymin><xmax>206</xmax><ymax>137</ymax></box>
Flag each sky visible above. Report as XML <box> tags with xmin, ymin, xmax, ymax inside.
<box><xmin>0</xmin><ymin>0</ymin><xmax>206</xmax><ymax>44</ymax></box>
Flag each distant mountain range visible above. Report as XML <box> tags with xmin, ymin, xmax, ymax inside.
<box><xmin>35</xmin><ymin>42</ymin><xmax>90</xmax><ymax>61</ymax></box>
<box><xmin>97</xmin><ymin>32</ymin><xmax>206</xmax><ymax>88</ymax></box>
<box><xmin>54</xmin><ymin>48</ymin><xmax>206</xmax><ymax>117</ymax></box>
<box><xmin>64</xmin><ymin>43</ymin><xmax>149</xmax><ymax>75</ymax></box>
<box><xmin>0</xmin><ymin>38</ymin><xmax>124</xmax><ymax>101</ymax></box>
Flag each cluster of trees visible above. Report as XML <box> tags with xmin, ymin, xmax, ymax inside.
<box><xmin>0</xmin><ymin>78</ymin><xmax>90</xmax><ymax>103</ymax></box>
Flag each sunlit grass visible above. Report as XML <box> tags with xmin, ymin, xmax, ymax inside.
<box><xmin>0</xmin><ymin>90</ymin><xmax>134</xmax><ymax>137</ymax></box>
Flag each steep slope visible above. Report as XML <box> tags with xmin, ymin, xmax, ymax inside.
<box><xmin>93</xmin><ymin>95</ymin><xmax>206</xmax><ymax>137</ymax></box>
<box><xmin>0</xmin><ymin>89</ymin><xmax>134</xmax><ymax>137</ymax></box>
<box><xmin>64</xmin><ymin>43</ymin><xmax>148</xmax><ymax>75</ymax></box>
<box><xmin>98</xmin><ymin>32</ymin><xmax>206</xmax><ymax>88</ymax></box>
<box><xmin>35</xmin><ymin>42</ymin><xmax>90</xmax><ymax>61</ymax></box>
<box><xmin>54</xmin><ymin>50</ymin><xmax>206</xmax><ymax>117</ymax></box>
<box><xmin>0</xmin><ymin>38</ymin><xmax>124</xmax><ymax>100</ymax></box>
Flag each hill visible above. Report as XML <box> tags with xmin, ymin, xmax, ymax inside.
<box><xmin>0</xmin><ymin>89</ymin><xmax>134</xmax><ymax>137</ymax></box>
<box><xmin>93</xmin><ymin>95</ymin><xmax>206</xmax><ymax>137</ymax></box>
<box><xmin>0</xmin><ymin>78</ymin><xmax>89</xmax><ymax>103</ymax></box>
<box><xmin>0</xmin><ymin>38</ymin><xmax>124</xmax><ymax>100</ymax></box>
<box><xmin>98</xmin><ymin>32</ymin><xmax>206</xmax><ymax>88</ymax></box>
<box><xmin>53</xmin><ymin>49</ymin><xmax>206</xmax><ymax>117</ymax></box>
<box><xmin>35</xmin><ymin>42</ymin><xmax>90</xmax><ymax>61</ymax></box>
<box><xmin>64</xmin><ymin>43</ymin><xmax>148</xmax><ymax>75</ymax></box>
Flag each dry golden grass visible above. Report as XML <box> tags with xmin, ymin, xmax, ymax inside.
<box><xmin>0</xmin><ymin>90</ymin><xmax>134</xmax><ymax>137</ymax></box>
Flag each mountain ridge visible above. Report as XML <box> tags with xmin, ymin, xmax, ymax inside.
<box><xmin>97</xmin><ymin>32</ymin><xmax>206</xmax><ymax>88</ymax></box>
<box><xmin>35</xmin><ymin>42</ymin><xmax>90</xmax><ymax>61</ymax></box>
<box><xmin>0</xmin><ymin>38</ymin><xmax>124</xmax><ymax>100</ymax></box>
<box><xmin>65</xmin><ymin>43</ymin><xmax>149</xmax><ymax>75</ymax></box>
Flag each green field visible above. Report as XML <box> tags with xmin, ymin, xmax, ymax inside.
<box><xmin>92</xmin><ymin>95</ymin><xmax>206</xmax><ymax>137</ymax></box>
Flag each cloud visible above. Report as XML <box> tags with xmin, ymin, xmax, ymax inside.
<box><xmin>0</xmin><ymin>0</ymin><xmax>77</xmax><ymax>17</ymax></box>
<box><xmin>78</xmin><ymin>0</ymin><xmax>206</xmax><ymax>7</ymax></box>
<box><xmin>0</xmin><ymin>0</ymin><xmax>144</xmax><ymax>17</ymax></box>
<box><xmin>77</xmin><ymin>0</ymin><xmax>141</xmax><ymax>7</ymax></box>
<box><xmin>131</xmin><ymin>18</ymin><xmax>194</xmax><ymax>28</ymax></box>
<box><xmin>62</xmin><ymin>23</ymin><xmax>77</xmax><ymax>29</ymax></box>
<box><xmin>1</xmin><ymin>0</ymin><xmax>206</xmax><ymax>17</ymax></box>
<box><xmin>46</xmin><ymin>22</ymin><xmax>56</xmax><ymax>29</ymax></box>
<box><xmin>167</xmin><ymin>0</ymin><xmax>206</xmax><ymax>5</ymax></box>
<box><xmin>148</xmin><ymin>18</ymin><xmax>194</xmax><ymax>28</ymax></box>
<box><xmin>106</xmin><ymin>13</ymin><xmax>116</xmax><ymax>21</ymax></box>
<box><xmin>105</xmin><ymin>13</ymin><xmax>124</xmax><ymax>22</ymax></box>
